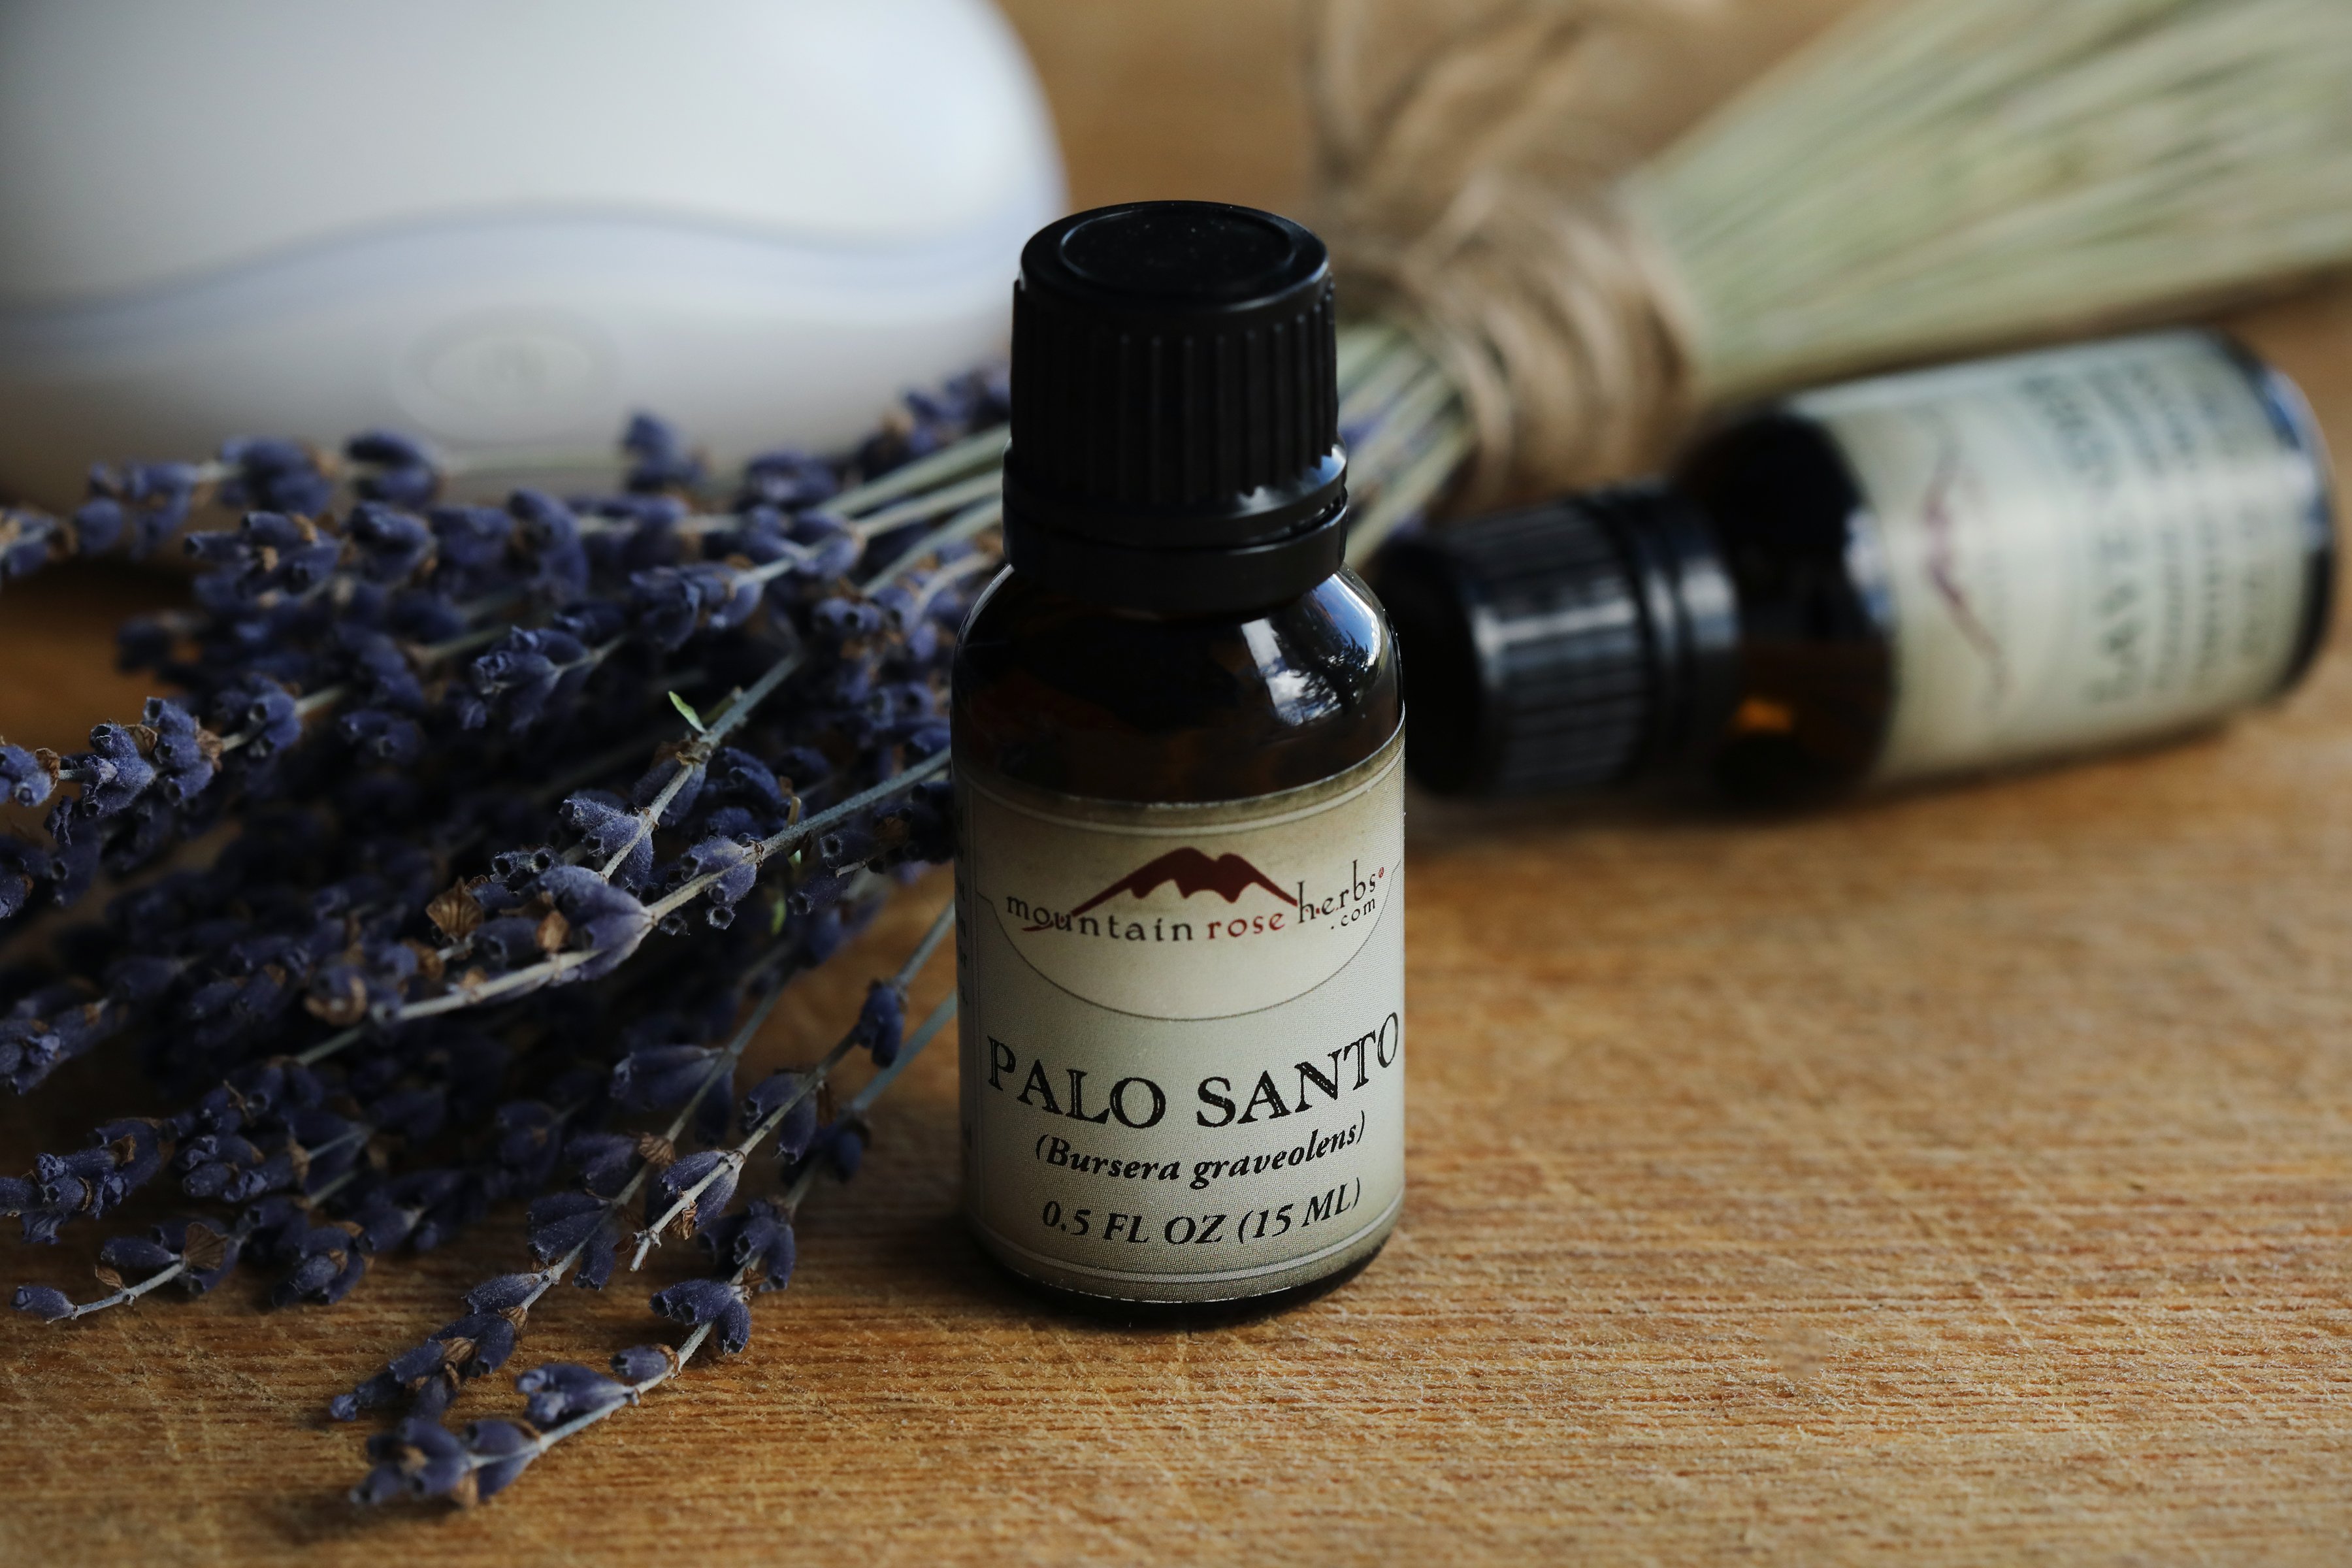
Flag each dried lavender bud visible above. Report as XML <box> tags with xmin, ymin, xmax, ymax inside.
<box><xmin>648</xmin><ymin>1276</ymin><xmax>752</xmax><ymax>1354</ymax></box>
<box><xmin>346</xmin><ymin>431</ymin><xmax>441</xmax><ymax>508</ymax></box>
<box><xmin>219</xmin><ymin>436</ymin><xmax>333</xmax><ymax>516</ymax></box>
<box><xmin>12</xmin><ymin>1284</ymin><xmax>74</xmax><ymax>1321</ymax></box>
<box><xmin>699</xmin><ymin>1198</ymin><xmax>796</xmax><ymax>1292</ymax></box>
<box><xmin>80</xmin><ymin>460</ymin><xmax>201</xmax><ymax>557</ymax></box>
<box><xmin>609</xmin><ymin>1045</ymin><xmax>717</xmax><ymax>1111</ymax></box>
<box><xmin>666</xmin><ymin>836</ymin><xmax>757</xmax><ymax>921</ymax></box>
<box><xmin>705</xmin><ymin>747</ymin><xmax>785</xmax><ymax>809</ymax></box>
<box><xmin>504</xmin><ymin>490</ymin><xmax>588</xmax><ymax>601</ymax></box>
<box><xmin>629</xmin><ymin>751</ymin><xmax>706</xmax><ymax>826</ymax></box>
<box><xmin>789</xmin><ymin>514</ymin><xmax>861</xmax><ymax>580</ymax></box>
<box><xmin>426</xmin><ymin>505</ymin><xmax>513</xmax><ymax>598</ymax></box>
<box><xmin>622</xmin><ymin>413</ymin><xmax>702</xmax><ymax>494</ymax></box>
<box><xmin>820</xmin><ymin>1120</ymin><xmax>869</xmax><ymax>1180</ymax></box>
<box><xmin>609</xmin><ymin>1343</ymin><xmax>672</xmax><ymax>1384</ymax></box>
<box><xmin>816</xmin><ymin>823</ymin><xmax>879</xmax><ymax>871</ymax></box>
<box><xmin>97</xmin><ymin>1235</ymin><xmax>178</xmax><ymax>1275</ymax></box>
<box><xmin>740</xmin><ymin>1070</ymin><xmax>817</xmax><ymax>1162</ymax></box>
<box><xmin>34</xmin><ymin>1117</ymin><xmax>165</xmax><ymax>1220</ymax></box>
<box><xmin>463</xmin><ymin>1273</ymin><xmax>545</xmax><ymax>1315</ymax></box>
<box><xmin>811</xmin><ymin>596</ymin><xmax>885</xmax><ymax>643</ymax></box>
<box><xmin>338</xmin><ymin>710</ymin><xmax>423</xmax><ymax>766</ymax></box>
<box><xmin>557</xmin><ymin>792</ymin><xmax>653</xmax><ymax>890</ymax></box>
<box><xmin>525</xmin><ymin>1191</ymin><xmax>612</xmax><ymax>1267</ymax></box>
<box><xmin>565</xmin><ymin>1131</ymin><xmax>638</xmax><ymax>1198</ymax></box>
<box><xmin>214</xmin><ymin>680</ymin><xmax>303</xmax><ymax>756</ymax></box>
<box><xmin>0</xmin><ymin>838</ymin><xmax>53</xmax><ymax>921</ymax></box>
<box><xmin>356</xmin><ymin>1416</ymin><xmax>468</xmax><ymax>1503</ymax></box>
<box><xmin>647</xmin><ymin>1149</ymin><xmax>738</xmax><ymax>1235</ymax></box>
<box><xmin>515</xmin><ymin>1362</ymin><xmax>629</xmax><ymax>1426</ymax></box>
<box><xmin>0</xmin><ymin>743</ymin><xmax>59</xmax><ymax>808</ymax></box>
<box><xmin>272</xmin><ymin>1219</ymin><xmax>368</xmax><ymax>1306</ymax></box>
<box><xmin>460</xmin><ymin>1420</ymin><xmax>540</xmax><ymax>1501</ymax></box>
<box><xmin>738</xmin><ymin>448</ymin><xmax>836</xmax><ymax>511</ymax></box>
<box><xmin>629</xmin><ymin>563</ymin><xmax>762</xmax><ymax>651</ymax></box>
<box><xmin>465</xmin><ymin>629</ymin><xmax>592</xmax><ymax>732</ymax></box>
<box><xmin>851</xmin><ymin>980</ymin><xmax>907</xmax><ymax>1066</ymax></box>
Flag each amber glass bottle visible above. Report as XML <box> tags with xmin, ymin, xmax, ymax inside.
<box><xmin>953</xmin><ymin>203</ymin><xmax>1406</xmax><ymax>1316</ymax></box>
<box><xmin>1375</xmin><ymin>331</ymin><xmax>2335</xmax><ymax>800</ymax></box>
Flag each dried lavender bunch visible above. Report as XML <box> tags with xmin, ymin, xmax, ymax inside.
<box><xmin>1</xmin><ymin>389</ymin><xmax>991</xmax><ymax>1502</ymax></box>
<box><xmin>10</xmin><ymin>885</ymin><xmax>885</xmax><ymax>1323</ymax></box>
<box><xmin>325</xmin><ymin>891</ymin><xmax>915</xmax><ymax>1421</ymax></box>
<box><xmin>0</xmin><ymin>677</ymin><xmax>691</xmax><ymax>1105</ymax></box>
<box><xmin>350</xmin><ymin>986</ymin><xmax>956</xmax><ymax>1506</ymax></box>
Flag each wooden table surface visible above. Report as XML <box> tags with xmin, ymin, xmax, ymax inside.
<box><xmin>8</xmin><ymin>6</ymin><xmax>2352</xmax><ymax>1562</ymax></box>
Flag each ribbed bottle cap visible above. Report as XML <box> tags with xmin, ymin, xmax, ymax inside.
<box><xmin>1371</xmin><ymin>485</ymin><xmax>1739</xmax><ymax>796</ymax></box>
<box><xmin>1004</xmin><ymin>202</ymin><xmax>1348</xmax><ymax>612</ymax></box>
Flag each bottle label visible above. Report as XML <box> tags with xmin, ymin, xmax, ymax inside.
<box><xmin>1793</xmin><ymin>332</ymin><xmax>2327</xmax><ymax>781</ymax></box>
<box><xmin>953</xmin><ymin>728</ymin><xmax>1405</xmax><ymax>1303</ymax></box>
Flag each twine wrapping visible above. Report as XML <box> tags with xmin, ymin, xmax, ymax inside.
<box><xmin>1311</xmin><ymin>0</ymin><xmax>1710</xmax><ymax>506</ymax></box>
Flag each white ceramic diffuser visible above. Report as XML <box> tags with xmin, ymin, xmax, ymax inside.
<box><xmin>0</xmin><ymin>0</ymin><xmax>1063</xmax><ymax>505</ymax></box>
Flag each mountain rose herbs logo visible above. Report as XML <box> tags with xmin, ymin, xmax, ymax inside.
<box><xmin>1002</xmin><ymin>849</ymin><xmax>1383</xmax><ymax>944</ymax></box>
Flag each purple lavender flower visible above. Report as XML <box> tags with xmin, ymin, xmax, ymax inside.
<box><xmin>0</xmin><ymin>743</ymin><xmax>59</xmax><ymax>808</ymax></box>
<box><xmin>12</xmin><ymin>1284</ymin><xmax>74</xmax><ymax>1322</ymax></box>
<box><xmin>649</xmin><ymin>1276</ymin><xmax>753</xmax><ymax>1354</ymax></box>
<box><xmin>850</xmin><ymin>979</ymin><xmax>907</xmax><ymax>1066</ymax></box>
<box><xmin>272</xmin><ymin>1218</ymin><xmax>369</xmax><ymax>1306</ymax></box>
<box><xmin>566</xmin><ymin>1130</ymin><xmax>638</xmax><ymax>1198</ymax></box>
<box><xmin>621</xmin><ymin>413</ymin><xmax>704</xmax><ymax>494</ymax></box>
<box><xmin>507</xmin><ymin>490</ymin><xmax>588</xmax><ymax>600</ymax></box>
<box><xmin>515</xmin><ymin>1361</ymin><xmax>630</xmax><ymax>1425</ymax></box>
<box><xmin>525</xmin><ymin>1191</ymin><xmax>615</xmax><ymax>1278</ymax></box>
<box><xmin>609</xmin><ymin>1343</ymin><xmax>674</xmax><ymax>1384</ymax></box>
<box><xmin>78</xmin><ymin>460</ymin><xmax>203</xmax><ymax>557</ymax></box>
<box><xmin>647</xmin><ymin>1149</ymin><xmax>739</xmax><ymax>1237</ymax></box>
<box><xmin>557</xmin><ymin>792</ymin><xmax>653</xmax><ymax>890</ymax></box>
<box><xmin>220</xmin><ymin>436</ymin><xmax>334</xmax><ymax>516</ymax></box>
<box><xmin>666</xmin><ymin>836</ymin><xmax>758</xmax><ymax>926</ymax></box>
<box><xmin>354</xmin><ymin>1417</ymin><xmax>468</xmax><ymax>1503</ymax></box>
<box><xmin>739</xmin><ymin>448</ymin><xmax>837</xmax><ymax>510</ymax></box>
<box><xmin>609</xmin><ymin>1045</ymin><xmax>719</xmax><ymax>1111</ymax></box>
<box><xmin>700</xmin><ymin>1198</ymin><xmax>796</xmax><ymax>1291</ymax></box>
<box><xmin>629</xmin><ymin>562</ymin><xmax>763</xmax><ymax>651</ymax></box>
<box><xmin>346</xmin><ymin>431</ymin><xmax>440</xmax><ymax>508</ymax></box>
<box><xmin>740</xmin><ymin>1070</ymin><xmax>818</xmax><ymax>1162</ymax></box>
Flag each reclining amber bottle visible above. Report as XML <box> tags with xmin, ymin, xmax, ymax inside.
<box><xmin>951</xmin><ymin>203</ymin><xmax>1405</xmax><ymax>1311</ymax></box>
<box><xmin>1375</xmin><ymin>332</ymin><xmax>2335</xmax><ymax>799</ymax></box>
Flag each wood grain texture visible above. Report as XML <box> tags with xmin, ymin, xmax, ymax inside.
<box><xmin>8</xmin><ymin>4</ymin><xmax>2352</xmax><ymax>1561</ymax></box>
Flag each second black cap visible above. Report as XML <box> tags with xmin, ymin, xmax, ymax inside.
<box><xmin>1371</xmin><ymin>485</ymin><xmax>1742</xmax><ymax>796</ymax></box>
<box><xmin>1004</xmin><ymin>202</ymin><xmax>1348</xmax><ymax>612</ymax></box>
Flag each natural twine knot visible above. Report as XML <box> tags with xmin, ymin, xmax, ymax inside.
<box><xmin>1309</xmin><ymin>0</ymin><xmax>1708</xmax><ymax>507</ymax></box>
<box><xmin>1328</xmin><ymin>176</ymin><xmax>1693</xmax><ymax>507</ymax></box>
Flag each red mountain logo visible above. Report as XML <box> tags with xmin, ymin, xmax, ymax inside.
<box><xmin>1062</xmin><ymin>848</ymin><xmax>1295</xmax><ymax>922</ymax></box>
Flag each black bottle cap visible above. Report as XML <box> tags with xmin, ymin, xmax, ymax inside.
<box><xmin>1370</xmin><ymin>484</ymin><xmax>1741</xmax><ymax>796</ymax></box>
<box><xmin>1004</xmin><ymin>202</ymin><xmax>1347</xmax><ymax>613</ymax></box>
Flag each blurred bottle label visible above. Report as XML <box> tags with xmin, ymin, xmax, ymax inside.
<box><xmin>1797</xmin><ymin>331</ymin><xmax>2325</xmax><ymax>781</ymax></box>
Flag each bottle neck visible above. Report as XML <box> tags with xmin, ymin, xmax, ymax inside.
<box><xmin>1001</xmin><ymin>485</ymin><xmax>1350</xmax><ymax>615</ymax></box>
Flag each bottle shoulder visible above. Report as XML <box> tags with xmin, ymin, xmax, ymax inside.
<box><xmin>950</xmin><ymin>566</ymin><xmax>1403</xmax><ymax>803</ymax></box>
<box><xmin>1673</xmin><ymin>408</ymin><xmax>1897</xmax><ymax>798</ymax></box>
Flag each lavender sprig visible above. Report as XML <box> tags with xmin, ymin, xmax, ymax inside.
<box><xmin>630</xmin><ymin>903</ymin><xmax>951</xmax><ymax>1266</ymax></box>
<box><xmin>389</xmin><ymin>749</ymin><xmax>949</xmax><ymax>1024</ymax></box>
<box><xmin>350</xmin><ymin>988</ymin><xmax>955</xmax><ymax>1507</ymax></box>
<box><xmin>323</xmin><ymin>887</ymin><xmax>896</xmax><ymax>1420</ymax></box>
